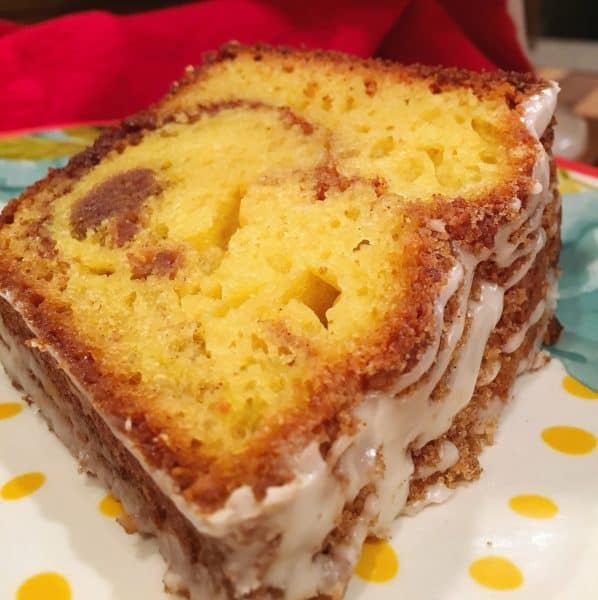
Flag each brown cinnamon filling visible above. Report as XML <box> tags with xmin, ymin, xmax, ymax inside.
<box><xmin>70</xmin><ymin>168</ymin><xmax>162</xmax><ymax>246</ymax></box>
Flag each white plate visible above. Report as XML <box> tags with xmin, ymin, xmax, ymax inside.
<box><xmin>1</xmin><ymin>357</ymin><xmax>597</xmax><ymax>599</ymax></box>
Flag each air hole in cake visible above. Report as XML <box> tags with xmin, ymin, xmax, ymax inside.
<box><xmin>353</xmin><ymin>239</ymin><xmax>371</xmax><ymax>252</ymax></box>
<box><xmin>471</xmin><ymin>118</ymin><xmax>500</xmax><ymax>144</ymax></box>
<box><xmin>278</xmin><ymin>346</ymin><xmax>295</xmax><ymax>365</ymax></box>
<box><xmin>286</xmin><ymin>271</ymin><xmax>340</xmax><ymax>329</ymax></box>
<box><xmin>370</xmin><ymin>136</ymin><xmax>395</xmax><ymax>159</ymax></box>
<box><xmin>480</xmin><ymin>150</ymin><xmax>498</xmax><ymax>164</ymax></box>
<box><xmin>251</xmin><ymin>335</ymin><xmax>269</xmax><ymax>354</ymax></box>
<box><xmin>423</xmin><ymin>146</ymin><xmax>444</xmax><ymax>169</ymax></box>
<box><xmin>202</xmin><ymin>282</ymin><xmax>222</xmax><ymax>300</ymax></box>
<box><xmin>217</xmin><ymin>186</ymin><xmax>245</xmax><ymax>250</ymax></box>
<box><xmin>321</xmin><ymin>95</ymin><xmax>332</xmax><ymax>111</ymax></box>
<box><xmin>344</xmin><ymin>95</ymin><xmax>355</xmax><ymax>112</ymax></box>
<box><xmin>87</xmin><ymin>266</ymin><xmax>115</xmax><ymax>276</ymax></box>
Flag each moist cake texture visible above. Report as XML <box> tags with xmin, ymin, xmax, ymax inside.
<box><xmin>0</xmin><ymin>44</ymin><xmax>559</xmax><ymax>599</ymax></box>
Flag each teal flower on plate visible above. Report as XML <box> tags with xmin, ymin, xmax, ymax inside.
<box><xmin>0</xmin><ymin>157</ymin><xmax>68</xmax><ymax>203</ymax></box>
<box><xmin>0</xmin><ymin>126</ymin><xmax>102</xmax><ymax>204</ymax></box>
<box><xmin>551</xmin><ymin>190</ymin><xmax>598</xmax><ymax>392</ymax></box>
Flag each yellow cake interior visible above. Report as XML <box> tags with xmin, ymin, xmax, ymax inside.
<box><xmin>1</xmin><ymin>52</ymin><xmax>532</xmax><ymax>457</ymax></box>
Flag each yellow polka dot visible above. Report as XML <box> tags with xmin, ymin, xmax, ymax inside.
<box><xmin>17</xmin><ymin>572</ymin><xmax>71</xmax><ymax>600</ymax></box>
<box><xmin>542</xmin><ymin>425</ymin><xmax>597</xmax><ymax>455</ymax></box>
<box><xmin>469</xmin><ymin>556</ymin><xmax>523</xmax><ymax>590</ymax></box>
<box><xmin>1</xmin><ymin>472</ymin><xmax>45</xmax><ymax>500</ymax></box>
<box><xmin>354</xmin><ymin>540</ymin><xmax>399</xmax><ymax>583</ymax></box>
<box><xmin>0</xmin><ymin>402</ymin><xmax>22</xmax><ymax>419</ymax></box>
<box><xmin>562</xmin><ymin>375</ymin><xmax>598</xmax><ymax>400</ymax></box>
<box><xmin>509</xmin><ymin>494</ymin><xmax>558</xmax><ymax>519</ymax></box>
<box><xmin>99</xmin><ymin>493</ymin><xmax>124</xmax><ymax>518</ymax></box>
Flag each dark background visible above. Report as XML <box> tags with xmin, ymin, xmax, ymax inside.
<box><xmin>0</xmin><ymin>0</ymin><xmax>596</xmax><ymax>40</ymax></box>
<box><xmin>539</xmin><ymin>0</ymin><xmax>598</xmax><ymax>39</ymax></box>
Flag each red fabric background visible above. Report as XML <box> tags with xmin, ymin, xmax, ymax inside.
<box><xmin>0</xmin><ymin>0</ymin><xmax>531</xmax><ymax>133</ymax></box>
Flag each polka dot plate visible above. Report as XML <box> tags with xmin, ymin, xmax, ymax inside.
<box><xmin>2</xmin><ymin>357</ymin><xmax>597</xmax><ymax>599</ymax></box>
<box><xmin>1</xmin><ymin>130</ymin><xmax>597</xmax><ymax>599</ymax></box>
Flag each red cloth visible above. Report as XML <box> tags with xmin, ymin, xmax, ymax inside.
<box><xmin>0</xmin><ymin>0</ymin><xmax>531</xmax><ymax>134</ymax></box>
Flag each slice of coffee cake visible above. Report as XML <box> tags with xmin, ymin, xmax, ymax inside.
<box><xmin>0</xmin><ymin>44</ymin><xmax>558</xmax><ymax>599</ymax></box>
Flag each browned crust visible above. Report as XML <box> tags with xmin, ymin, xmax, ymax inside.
<box><xmin>0</xmin><ymin>44</ymin><xmax>551</xmax><ymax>511</ymax></box>
<box><xmin>409</xmin><ymin>270</ymin><xmax>554</xmax><ymax>500</ymax></box>
<box><xmin>408</xmin><ymin>123</ymin><xmax>560</xmax><ymax>501</ymax></box>
<box><xmin>187</xmin><ymin>42</ymin><xmax>546</xmax><ymax>104</ymax></box>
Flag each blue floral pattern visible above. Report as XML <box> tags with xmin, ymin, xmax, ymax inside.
<box><xmin>552</xmin><ymin>188</ymin><xmax>598</xmax><ymax>391</ymax></box>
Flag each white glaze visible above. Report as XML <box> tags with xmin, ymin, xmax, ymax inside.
<box><xmin>520</xmin><ymin>82</ymin><xmax>559</xmax><ymax>139</ymax></box>
<box><xmin>478</xmin><ymin>359</ymin><xmax>502</xmax><ymax>387</ymax></box>
<box><xmin>503</xmin><ymin>299</ymin><xmax>546</xmax><ymax>354</ymax></box>
<box><xmin>402</xmin><ymin>482</ymin><xmax>455</xmax><ymax>516</ymax></box>
<box><xmin>416</xmin><ymin>440</ymin><xmax>460</xmax><ymax>480</ymax></box>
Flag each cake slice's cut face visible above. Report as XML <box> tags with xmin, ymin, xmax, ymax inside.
<box><xmin>163</xmin><ymin>51</ymin><xmax>534</xmax><ymax>201</ymax></box>
<box><xmin>0</xmin><ymin>47</ymin><xmax>539</xmax><ymax>479</ymax></box>
<box><xmin>3</xmin><ymin>102</ymin><xmax>413</xmax><ymax>457</ymax></box>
